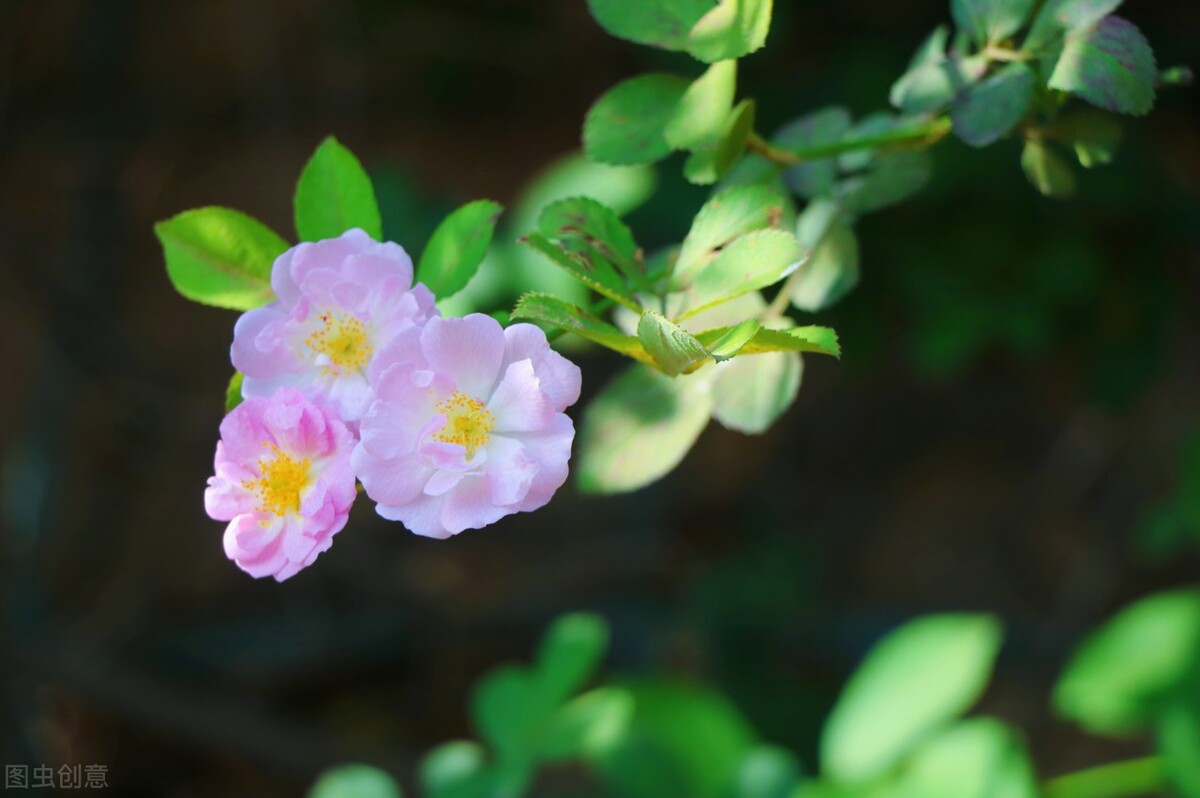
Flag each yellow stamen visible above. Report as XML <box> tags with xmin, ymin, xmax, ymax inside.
<box><xmin>305</xmin><ymin>312</ymin><xmax>371</xmax><ymax>374</ymax></box>
<box><xmin>434</xmin><ymin>390</ymin><xmax>494</xmax><ymax>457</ymax></box>
<box><xmin>242</xmin><ymin>443</ymin><xmax>310</xmax><ymax>518</ymax></box>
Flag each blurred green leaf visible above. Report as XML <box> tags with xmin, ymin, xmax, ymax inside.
<box><xmin>597</xmin><ymin>679</ymin><xmax>757</xmax><ymax>798</ymax></box>
<box><xmin>681</xmin><ymin>229</ymin><xmax>802</xmax><ymax>317</ymax></box>
<box><xmin>419</xmin><ymin>742</ymin><xmax>490</xmax><ymax>798</ymax></box>
<box><xmin>536</xmin><ymin>613</ymin><xmax>610</xmax><ymax>705</ymax></box>
<box><xmin>820</xmin><ymin>614</ymin><xmax>1003</xmax><ymax>783</ymax></box>
<box><xmin>1025</xmin><ymin>0</ymin><xmax>1124</xmax><ymax>52</ymax></box>
<box><xmin>1159</xmin><ymin>693</ymin><xmax>1200</xmax><ymax>798</ymax></box>
<box><xmin>667</xmin><ymin>60</ymin><xmax>739</xmax><ymax>150</ymax></box>
<box><xmin>952</xmin><ymin>0</ymin><xmax>1036</xmax><ymax>45</ymax></box>
<box><xmin>711</xmin><ymin>350</ymin><xmax>802</xmax><ymax>434</ymax></box>
<box><xmin>898</xmin><ymin>717</ymin><xmax>1037</xmax><ymax>798</ymax></box>
<box><xmin>294</xmin><ymin>136</ymin><xmax>383</xmax><ymax>242</ymax></box>
<box><xmin>707</xmin><ymin>319</ymin><xmax>763</xmax><ymax>360</ymax></box>
<box><xmin>586</xmin><ymin>0</ymin><xmax>715</xmax><ymax>51</ymax></box>
<box><xmin>521</xmin><ymin>231</ymin><xmax>641</xmax><ymax>311</ymax></box>
<box><xmin>156</xmin><ymin>206</ymin><xmax>287</xmax><ymax>310</ymax></box>
<box><xmin>538</xmin><ymin>687</ymin><xmax>636</xmax><ymax>761</ymax></box>
<box><xmin>674</xmin><ymin>184</ymin><xmax>786</xmax><ymax>287</ymax></box>
<box><xmin>1021</xmin><ymin>140</ymin><xmax>1077</xmax><ymax>197</ymax></box>
<box><xmin>951</xmin><ymin>63</ymin><xmax>1035</xmax><ymax>147</ymax></box>
<box><xmin>838</xmin><ymin>150</ymin><xmax>933</xmax><ymax>215</ymax></box>
<box><xmin>511</xmin><ymin>293</ymin><xmax>652</xmax><ymax>363</ymax></box>
<box><xmin>695</xmin><ymin>325</ymin><xmax>841</xmax><ymax>357</ymax></box>
<box><xmin>309</xmin><ymin>764</ymin><xmax>402</xmax><ymax>798</ymax></box>
<box><xmin>790</xmin><ymin>212</ymin><xmax>859</xmax><ymax>313</ymax></box>
<box><xmin>775</xmin><ymin>107</ymin><xmax>853</xmax><ymax>199</ymax></box>
<box><xmin>225</xmin><ymin>371</ymin><xmax>244</xmax><ymax>412</ymax></box>
<box><xmin>416</xmin><ymin>200</ymin><xmax>503</xmax><ymax>301</ymax></box>
<box><xmin>639</xmin><ymin>310</ymin><xmax>714</xmax><ymax>375</ymax></box>
<box><xmin>1057</xmin><ymin>111</ymin><xmax>1123</xmax><ymax>167</ymax></box>
<box><xmin>685</xmin><ymin>99</ymin><xmax>757</xmax><ymax>185</ymax></box>
<box><xmin>687</xmin><ymin>0</ymin><xmax>773</xmax><ymax>63</ymax></box>
<box><xmin>726</xmin><ymin>745</ymin><xmax>804</xmax><ymax>798</ymax></box>
<box><xmin>577</xmin><ymin>364</ymin><xmax>714</xmax><ymax>493</ymax></box>
<box><xmin>473</xmin><ymin>666</ymin><xmax>550</xmax><ymax>763</ymax></box>
<box><xmin>584</xmin><ymin>74</ymin><xmax>691</xmax><ymax>165</ymax></box>
<box><xmin>1054</xmin><ymin>588</ymin><xmax>1200</xmax><ymax>735</ymax></box>
<box><xmin>1048</xmin><ymin>16</ymin><xmax>1156</xmax><ymax>116</ymax></box>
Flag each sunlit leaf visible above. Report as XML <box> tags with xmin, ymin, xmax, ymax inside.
<box><xmin>309</xmin><ymin>764</ymin><xmax>402</xmax><ymax>798</ymax></box>
<box><xmin>294</xmin><ymin>136</ymin><xmax>383</xmax><ymax>241</ymax></box>
<box><xmin>416</xmin><ymin>200</ymin><xmax>503</xmax><ymax>300</ymax></box>
<box><xmin>711</xmin><ymin>350</ymin><xmax>802</xmax><ymax>434</ymax></box>
<box><xmin>419</xmin><ymin>742</ymin><xmax>490</xmax><ymax>798</ymax></box>
<box><xmin>639</xmin><ymin>311</ymin><xmax>714</xmax><ymax>375</ymax></box>
<box><xmin>520</xmin><ymin>231</ymin><xmax>642</xmax><ymax>311</ymax></box>
<box><xmin>695</xmin><ymin>324</ymin><xmax>840</xmax><ymax>357</ymax></box>
<box><xmin>684</xmin><ymin>99</ymin><xmax>757</xmax><ymax>185</ymax></box>
<box><xmin>225</xmin><ymin>371</ymin><xmax>244</xmax><ymax>412</ymax></box>
<box><xmin>585</xmin><ymin>74</ymin><xmax>691</xmax><ymax>165</ymax></box>
<box><xmin>674</xmin><ymin>184</ymin><xmax>785</xmax><ymax>287</ymax></box>
<box><xmin>587</xmin><ymin>0</ymin><xmax>715</xmax><ymax>51</ymax></box>
<box><xmin>1048</xmin><ymin>16</ymin><xmax>1156</xmax><ymax>116</ymax></box>
<box><xmin>538</xmin><ymin>687</ymin><xmax>636</xmax><ymax>761</ymax></box>
<box><xmin>790</xmin><ymin>216</ymin><xmax>859</xmax><ymax>312</ymax></box>
<box><xmin>511</xmin><ymin>293</ymin><xmax>652</xmax><ymax>363</ymax></box>
<box><xmin>667</xmin><ymin>60</ymin><xmax>739</xmax><ymax>150</ymax></box>
<box><xmin>727</xmin><ymin>745</ymin><xmax>804</xmax><ymax>798</ymax></box>
<box><xmin>952</xmin><ymin>0</ymin><xmax>1036</xmax><ymax>45</ymax></box>
<box><xmin>774</xmin><ymin>107</ymin><xmax>853</xmax><ymax>199</ymax></box>
<box><xmin>898</xmin><ymin>717</ymin><xmax>1037</xmax><ymax>798</ymax></box>
<box><xmin>1021</xmin><ymin>140</ymin><xmax>1077</xmax><ymax>198</ymax></box>
<box><xmin>687</xmin><ymin>0</ymin><xmax>773</xmax><ymax>63</ymax></box>
<box><xmin>681</xmin><ymin>229</ymin><xmax>803</xmax><ymax>317</ymax></box>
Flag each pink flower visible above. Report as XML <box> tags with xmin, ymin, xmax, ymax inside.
<box><xmin>205</xmin><ymin>387</ymin><xmax>357</xmax><ymax>581</ymax></box>
<box><xmin>231</xmin><ymin>228</ymin><xmax>437</xmax><ymax>424</ymax></box>
<box><xmin>353</xmin><ymin>314</ymin><xmax>581</xmax><ymax>538</ymax></box>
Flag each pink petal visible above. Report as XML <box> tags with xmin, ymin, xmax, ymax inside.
<box><xmin>353</xmin><ymin>443</ymin><xmax>432</xmax><ymax>506</ymax></box>
<box><xmin>441</xmin><ymin>475</ymin><xmax>508</xmax><ymax>535</ymax></box>
<box><xmin>484</xmin><ymin>435</ymin><xmax>537</xmax><ymax>506</ymax></box>
<box><xmin>420</xmin><ymin>315</ymin><xmax>506</xmax><ymax>399</ymax></box>
<box><xmin>487</xmin><ymin>359</ymin><xmax>554</xmax><ymax>434</ymax></box>
<box><xmin>502</xmin><ymin>323</ymin><xmax>582</xmax><ymax>412</ymax></box>
<box><xmin>376</xmin><ymin>493</ymin><xmax>452</xmax><ymax>539</ymax></box>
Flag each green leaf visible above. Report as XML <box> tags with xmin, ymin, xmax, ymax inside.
<box><xmin>309</xmin><ymin>764</ymin><xmax>402</xmax><ymax>798</ymax></box>
<box><xmin>473</xmin><ymin>666</ymin><xmax>551</xmax><ymax>762</ymax></box>
<box><xmin>1048</xmin><ymin>16</ymin><xmax>1156</xmax><ymax>116</ymax></box>
<box><xmin>681</xmin><ymin>229</ymin><xmax>802</xmax><ymax>317</ymax></box>
<box><xmin>577</xmin><ymin>365</ymin><xmax>714</xmax><ymax>493</ymax></box>
<box><xmin>419</xmin><ymin>742</ymin><xmax>490</xmax><ymax>798</ymax></box>
<box><xmin>225</xmin><ymin>371</ymin><xmax>244</xmax><ymax>412</ymax></box>
<box><xmin>774</xmin><ymin>107</ymin><xmax>853</xmax><ymax>199</ymax></box>
<box><xmin>293</xmin><ymin>136</ymin><xmax>382</xmax><ymax>241</ymax></box>
<box><xmin>1025</xmin><ymin>0</ymin><xmax>1124</xmax><ymax>52</ymax></box>
<box><xmin>538</xmin><ymin>196</ymin><xmax>643</xmax><ymax>285</ymax></box>
<box><xmin>666</xmin><ymin>60</ymin><xmax>739</xmax><ymax>150</ymax></box>
<box><xmin>1021</xmin><ymin>140</ymin><xmax>1077</xmax><ymax>197</ymax></box>
<box><xmin>511</xmin><ymin>293</ymin><xmax>652</xmax><ymax>364</ymax></box>
<box><xmin>889</xmin><ymin>27</ymin><xmax>985</xmax><ymax>115</ymax></box>
<box><xmin>586</xmin><ymin>0</ymin><xmax>715</xmax><ymax>51</ymax></box>
<box><xmin>520</xmin><ymin>231</ymin><xmax>642</xmax><ymax>312</ymax></box>
<box><xmin>638</xmin><ymin>311</ymin><xmax>713</xmax><ymax>375</ymax></box>
<box><xmin>687</xmin><ymin>0</ymin><xmax>773</xmax><ymax>63</ymax></box>
<box><xmin>695</xmin><ymin>324</ymin><xmax>841</xmax><ymax>357</ymax></box>
<box><xmin>726</xmin><ymin>745</ymin><xmax>804</xmax><ymax>798</ymax></box>
<box><xmin>951</xmin><ymin>62</ymin><xmax>1035</xmax><ymax>147</ymax></box>
<box><xmin>706</xmin><ymin>319</ymin><xmax>763</xmax><ymax>360</ymax></box>
<box><xmin>596</xmin><ymin>679</ymin><xmax>756</xmax><ymax>798</ymax></box>
<box><xmin>1060</xmin><ymin>111</ymin><xmax>1122</xmax><ymax>167</ymax></box>
<box><xmin>1054</xmin><ymin>588</ymin><xmax>1200</xmax><ymax>735</ymax></box>
<box><xmin>838</xmin><ymin>152</ymin><xmax>932</xmax><ymax>214</ymax></box>
<box><xmin>536</xmin><ymin>613</ymin><xmax>610</xmax><ymax>705</ymax></box>
<box><xmin>538</xmin><ymin>687</ymin><xmax>636</xmax><ymax>761</ymax></box>
<box><xmin>684</xmin><ymin>99</ymin><xmax>756</xmax><ymax>185</ymax></box>
<box><xmin>711</xmin><ymin>350</ymin><xmax>802</xmax><ymax>434</ymax></box>
<box><xmin>416</xmin><ymin>200</ymin><xmax>502</xmax><ymax>300</ymax></box>
<box><xmin>674</xmin><ymin>184</ymin><xmax>785</xmax><ymax>287</ymax></box>
<box><xmin>1159</xmin><ymin>695</ymin><xmax>1200</xmax><ymax>798</ymax></box>
<box><xmin>584</xmin><ymin>74</ymin><xmax>691</xmax><ymax>166</ymax></box>
<box><xmin>952</xmin><ymin>0</ymin><xmax>1036</xmax><ymax>45</ymax></box>
<box><xmin>897</xmin><ymin>718</ymin><xmax>1037</xmax><ymax>798</ymax></box>
<box><xmin>820</xmin><ymin>614</ymin><xmax>1003</xmax><ymax>782</ymax></box>
<box><xmin>156</xmin><ymin>206</ymin><xmax>288</xmax><ymax>310</ymax></box>
<box><xmin>790</xmin><ymin>215</ymin><xmax>859</xmax><ymax>312</ymax></box>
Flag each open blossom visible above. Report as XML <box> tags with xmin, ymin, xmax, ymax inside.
<box><xmin>231</xmin><ymin>228</ymin><xmax>437</xmax><ymax>424</ymax></box>
<box><xmin>353</xmin><ymin>314</ymin><xmax>581</xmax><ymax>539</ymax></box>
<box><xmin>205</xmin><ymin>387</ymin><xmax>357</xmax><ymax>581</ymax></box>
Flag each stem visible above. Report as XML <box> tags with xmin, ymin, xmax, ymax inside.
<box><xmin>745</xmin><ymin>116</ymin><xmax>952</xmax><ymax>167</ymax></box>
<box><xmin>1042</xmin><ymin>756</ymin><xmax>1167</xmax><ymax>798</ymax></box>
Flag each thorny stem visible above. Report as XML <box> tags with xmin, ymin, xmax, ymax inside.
<box><xmin>1042</xmin><ymin>756</ymin><xmax>1167</xmax><ymax>798</ymax></box>
<box><xmin>745</xmin><ymin>116</ymin><xmax>952</xmax><ymax>167</ymax></box>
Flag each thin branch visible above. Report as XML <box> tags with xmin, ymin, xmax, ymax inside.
<box><xmin>745</xmin><ymin>116</ymin><xmax>952</xmax><ymax>168</ymax></box>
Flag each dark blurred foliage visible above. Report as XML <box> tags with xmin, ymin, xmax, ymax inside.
<box><xmin>1</xmin><ymin>0</ymin><xmax>1198</xmax><ymax>795</ymax></box>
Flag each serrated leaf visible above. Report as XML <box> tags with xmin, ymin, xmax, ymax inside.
<box><xmin>1021</xmin><ymin>139</ymin><xmax>1077</xmax><ymax>197</ymax></box>
<box><xmin>951</xmin><ymin>62</ymin><xmax>1035</xmax><ymax>147</ymax></box>
<box><xmin>156</xmin><ymin>206</ymin><xmax>288</xmax><ymax>310</ymax></box>
<box><xmin>538</xmin><ymin>196</ymin><xmax>643</xmax><ymax>284</ymax></box>
<box><xmin>790</xmin><ymin>220</ymin><xmax>859</xmax><ymax>312</ymax></box>
<box><xmin>684</xmin><ymin>99</ymin><xmax>756</xmax><ymax>185</ymax></box>
<box><xmin>952</xmin><ymin>0</ymin><xmax>1036</xmax><ymax>45</ymax></box>
<box><xmin>309</xmin><ymin>765</ymin><xmax>402</xmax><ymax>798</ymax></box>
<box><xmin>706</xmin><ymin>319</ymin><xmax>762</xmax><ymax>360</ymax></box>
<box><xmin>711</xmin><ymin>350</ymin><xmax>802</xmax><ymax>434</ymax></box>
<box><xmin>520</xmin><ymin>231</ymin><xmax>641</xmax><ymax>311</ymax></box>
<box><xmin>820</xmin><ymin>614</ymin><xmax>1003</xmax><ymax>782</ymax></box>
<box><xmin>1048</xmin><ymin>16</ymin><xmax>1156</xmax><ymax>116</ymax></box>
<box><xmin>666</xmin><ymin>60</ymin><xmax>739</xmax><ymax>150</ymax></box>
<box><xmin>639</xmin><ymin>311</ymin><xmax>713</xmax><ymax>375</ymax></box>
<box><xmin>686</xmin><ymin>0</ymin><xmax>772</xmax><ymax>63</ymax></box>
<box><xmin>584</xmin><ymin>74</ymin><xmax>691</xmax><ymax>166</ymax></box>
<box><xmin>674</xmin><ymin>184</ymin><xmax>785</xmax><ymax>287</ymax></box>
<box><xmin>577</xmin><ymin>365</ymin><xmax>714</xmax><ymax>494</ymax></box>
<box><xmin>536</xmin><ymin>613</ymin><xmax>610</xmax><ymax>706</ymax></box>
<box><xmin>1025</xmin><ymin>0</ymin><xmax>1124</xmax><ymax>52</ymax></box>
<box><xmin>512</xmin><ymin>293</ymin><xmax>652</xmax><ymax>364</ymax></box>
<box><xmin>225</xmin><ymin>371</ymin><xmax>244</xmax><ymax>412</ymax></box>
<box><xmin>898</xmin><ymin>718</ymin><xmax>1037</xmax><ymax>798</ymax></box>
<box><xmin>538</xmin><ymin>688</ymin><xmax>635</xmax><ymax>761</ymax></box>
<box><xmin>294</xmin><ymin>136</ymin><xmax>382</xmax><ymax>242</ymax></box>
<box><xmin>586</xmin><ymin>0</ymin><xmax>715</xmax><ymax>51</ymax></box>
<box><xmin>682</xmin><ymin>228</ymin><xmax>802</xmax><ymax>317</ymax></box>
<box><xmin>774</xmin><ymin>107</ymin><xmax>853</xmax><ymax>199</ymax></box>
<box><xmin>1054</xmin><ymin>588</ymin><xmax>1200</xmax><ymax>735</ymax></box>
<box><xmin>695</xmin><ymin>324</ymin><xmax>840</xmax><ymax>357</ymax></box>
<box><xmin>416</xmin><ymin>200</ymin><xmax>503</xmax><ymax>300</ymax></box>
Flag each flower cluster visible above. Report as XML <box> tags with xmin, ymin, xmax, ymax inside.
<box><xmin>205</xmin><ymin>230</ymin><xmax>581</xmax><ymax>581</ymax></box>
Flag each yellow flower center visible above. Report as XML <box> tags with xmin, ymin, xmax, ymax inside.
<box><xmin>242</xmin><ymin>443</ymin><xmax>311</xmax><ymax>518</ymax></box>
<box><xmin>306</xmin><ymin>312</ymin><xmax>371</xmax><ymax>374</ymax></box>
<box><xmin>434</xmin><ymin>390</ymin><xmax>495</xmax><ymax>457</ymax></box>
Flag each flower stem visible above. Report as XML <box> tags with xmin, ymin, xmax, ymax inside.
<box><xmin>745</xmin><ymin>116</ymin><xmax>952</xmax><ymax>167</ymax></box>
<box><xmin>1042</xmin><ymin>756</ymin><xmax>1167</xmax><ymax>798</ymax></box>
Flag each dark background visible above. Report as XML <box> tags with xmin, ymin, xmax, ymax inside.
<box><xmin>2</xmin><ymin>0</ymin><xmax>1198</xmax><ymax>795</ymax></box>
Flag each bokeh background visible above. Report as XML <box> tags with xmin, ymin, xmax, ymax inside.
<box><xmin>2</xmin><ymin>0</ymin><xmax>1199</xmax><ymax>794</ymax></box>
